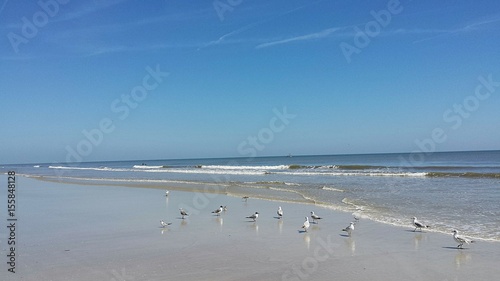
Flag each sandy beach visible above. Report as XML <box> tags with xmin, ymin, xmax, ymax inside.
<box><xmin>1</xmin><ymin>175</ymin><xmax>500</xmax><ymax>281</ymax></box>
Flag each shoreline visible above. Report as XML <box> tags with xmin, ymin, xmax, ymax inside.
<box><xmin>24</xmin><ymin>174</ymin><xmax>500</xmax><ymax>243</ymax></box>
<box><xmin>2</xmin><ymin>175</ymin><xmax>500</xmax><ymax>280</ymax></box>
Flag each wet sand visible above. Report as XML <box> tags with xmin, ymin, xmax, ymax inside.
<box><xmin>1</xmin><ymin>175</ymin><xmax>499</xmax><ymax>281</ymax></box>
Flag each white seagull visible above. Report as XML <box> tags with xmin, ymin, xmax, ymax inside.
<box><xmin>160</xmin><ymin>220</ymin><xmax>172</xmax><ymax>228</ymax></box>
<box><xmin>212</xmin><ymin>206</ymin><xmax>223</xmax><ymax>216</ymax></box>
<box><xmin>452</xmin><ymin>230</ymin><xmax>475</xmax><ymax>248</ymax></box>
<box><xmin>412</xmin><ymin>217</ymin><xmax>430</xmax><ymax>232</ymax></box>
<box><xmin>301</xmin><ymin>216</ymin><xmax>310</xmax><ymax>232</ymax></box>
<box><xmin>353</xmin><ymin>212</ymin><xmax>361</xmax><ymax>223</ymax></box>
<box><xmin>310</xmin><ymin>211</ymin><xmax>322</xmax><ymax>224</ymax></box>
<box><xmin>179</xmin><ymin>208</ymin><xmax>189</xmax><ymax>219</ymax></box>
<box><xmin>277</xmin><ymin>206</ymin><xmax>283</xmax><ymax>219</ymax></box>
<box><xmin>165</xmin><ymin>190</ymin><xmax>169</xmax><ymax>196</ymax></box>
<box><xmin>342</xmin><ymin>222</ymin><xmax>355</xmax><ymax>236</ymax></box>
<box><xmin>246</xmin><ymin>212</ymin><xmax>259</xmax><ymax>222</ymax></box>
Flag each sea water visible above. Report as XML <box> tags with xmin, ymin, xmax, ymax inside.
<box><xmin>3</xmin><ymin>150</ymin><xmax>500</xmax><ymax>241</ymax></box>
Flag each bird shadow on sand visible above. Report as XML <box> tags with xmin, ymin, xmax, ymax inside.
<box><xmin>273</xmin><ymin>216</ymin><xmax>282</xmax><ymax>220</ymax></box>
<box><xmin>442</xmin><ymin>246</ymin><xmax>469</xmax><ymax>250</ymax></box>
<box><xmin>298</xmin><ymin>230</ymin><xmax>308</xmax><ymax>234</ymax></box>
<box><xmin>339</xmin><ymin>234</ymin><xmax>351</xmax><ymax>237</ymax></box>
<box><xmin>404</xmin><ymin>229</ymin><xmax>427</xmax><ymax>233</ymax></box>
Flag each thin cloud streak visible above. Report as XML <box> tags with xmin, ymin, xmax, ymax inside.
<box><xmin>413</xmin><ymin>15</ymin><xmax>500</xmax><ymax>43</ymax></box>
<box><xmin>198</xmin><ymin>21</ymin><xmax>264</xmax><ymax>50</ymax></box>
<box><xmin>200</xmin><ymin>2</ymin><xmax>321</xmax><ymax>51</ymax></box>
<box><xmin>256</xmin><ymin>27</ymin><xmax>341</xmax><ymax>49</ymax></box>
<box><xmin>256</xmin><ymin>13</ymin><xmax>500</xmax><ymax>49</ymax></box>
<box><xmin>53</xmin><ymin>0</ymin><xmax>128</xmax><ymax>23</ymax></box>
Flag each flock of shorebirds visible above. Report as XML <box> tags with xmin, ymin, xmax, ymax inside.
<box><xmin>160</xmin><ymin>191</ymin><xmax>475</xmax><ymax>249</ymax></box>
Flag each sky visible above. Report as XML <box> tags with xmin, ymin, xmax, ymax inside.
<box><xmin>1</xmin><ymin>0</ymin><xmax>500</xmax><ymax>164</ymax></box>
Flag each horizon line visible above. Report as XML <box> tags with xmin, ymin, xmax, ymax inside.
<box><xmin>2</xmin><ymin>149</ymin><xmax>499</xmax><ymax>166</ymax></box>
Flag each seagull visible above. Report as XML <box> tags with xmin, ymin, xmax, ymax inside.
<box><xmin>301</xmin><ymin>217</ymin><xmax>310</xmax><ymax>232</ymax></box>
<box><xmin>342</xmin><ymin>222</ymin><xmax>355</xmax><ymax>236</ymax></box>
<box><xmin>246</xmin><ymin>212</ymin><xmax>259</xmax><ymax>222</ymax></box>
<box><xmin>412</xmin><ymin>217</ymin><xmax>430</xmax><ymax>232</ymax></box>
<box><xmin>179</xmin><ymin>208</ymin><xmax>189</xmax><ymax>219</ymax></box>
<box><xmin>353</xmin><ymin>213</ymin><xmax>361</xmax><ymax>222</ymax></box>
<box><xmin>310</xmin><ymin>211</ymin><xmax>322</xmax><ymax>224</ymax></box>
<box><xmin>160</xmin><ymin>220</ymin><xmax>172</xmax><ymax>228</ymax></box>
<box><xmin>277</xmin><ymin>206</ymin><xmax>283</xmax><ymax>219</ymax></box>
<box><xmin>165</xmin><ymin>190</ymin><xmax>169</xmax><ymax>196</ymax></box>
<box><xmin>212</xmin><ymin>206</ymin><xmax>223</xmax><ymax>216</ymax></box>
<box><xmin>223</xmin><ymin>206</ymin><xmax>228</xmax><ymax>212</ymax></box>
<box><xmin>242</xmin><ymin>196</ymin><xmax>249</xmax><ymax>202</ymax></box>
<box><xmin>452</xmin><ymin>230</ymin><xmax>475</xmax><ymax>248</ymax></box>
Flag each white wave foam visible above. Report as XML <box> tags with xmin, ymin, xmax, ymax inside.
<box><xmin>48</xmin><ymin>166</ymin><xmax>130</xmax><ymax>172</ymax></box>
<box><xmin>200</xmin><ymin>165</ymin><xmax>289</xmax><ymax>170</ymax></box>
<box><xmin>132</xmin><ymin>165</ymin><xmax>165</xmax><ymax>169</ymax></box>
<box><xmin>277</xmin><ymin>171</ymin><xmax>428</xmax><ymax>177</ymax></box>
<box><xmin>140</xmin><ymin>168</ymin><xmax>267</xmax><ymax>176</ymax></box>
<box><xmin>267</xmin><ymin>187</ymin><xmax>316</xmax><ymax>202</ymax></box>
<box><xmin>317</xmin><ymin>165</ymin><xmax>339</xmax><ymax>169</ymax></box>
<box><xmin>47</xmin><ymin>164</ymin><xmax>429</xmax><ymax>178</ymax></box>
<box><xmin>322</xmin><ymin>186</ymin><xmax>344</xmax><ymax>192</ymax></box>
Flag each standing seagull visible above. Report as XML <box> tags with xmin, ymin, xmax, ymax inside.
<box><xmin>165</xmin><ymin>190</ymin><xmax>169</xmax><ymax>197</ymax></box>
<box><xmin>352</xmin><ymin>213</ymin><xmax>361</xmax><ymax>223</ymax></box>
<box><xmin>310</xmin><ymin>211</ymin><xmax>322</xmax><ymax>224</ymax></box>
<box><xmin>412</xmin><ymin>217</ymin><xmax>430</xmax><ymax>232</ymax></box>
<box><xmin>277</xmin><ymin>206</ymin><xmax>283</xmax><ymax>219</ymax></box>
<box><xmin>212</xmin><ymin>206</ymin><xmax>223</xmax><ymax>216</ymax></box>
<box><xmin>342</xmin><ymin>222</ymin><xmax>355</xmax><ymax>236</ymax></box>
<box><xmin>452</xmin><ymin>230</ymin><xmax>475</xmax><ymax>248</ymax></box>
<box><xmin>242</xmin><ymin>196</ymin><xmax>249</xmax><ymax>202</ymax></box>
<box><xmin>179</xmin><ymin>208</ymin><xmax>189</xmax><ymax>219</ymax></box>
<box><xmin>246</xmin><ymin>212</ymin><xmax>259</xmax><ymax>222</ymax></box>
<box><xmin>160</xmin><ymin>220</ymin><xmax>172</xmax><ymax>228</ymax></box>
<box><xmin>301</xmin><ymin>217</ymin><xmax>310</xmax><ymax>232</ymax></box>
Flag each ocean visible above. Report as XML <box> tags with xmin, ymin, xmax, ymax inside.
<box><xmin>2</xmin><ymin>150</ymin><xmax>500</xmax><ymax>241</ymax></box>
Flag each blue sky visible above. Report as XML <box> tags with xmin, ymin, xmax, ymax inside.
<box><xmin>1</xmin><ymin>0</ymin><xmax>500</xmax><ymax>164</ymax></box>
